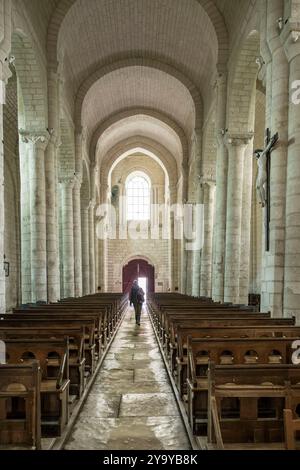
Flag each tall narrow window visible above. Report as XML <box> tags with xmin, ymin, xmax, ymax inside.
<box><xmin>126</xmin><ymin>172</ymin><xmax>150</xmax><ymax>221</ymax></box>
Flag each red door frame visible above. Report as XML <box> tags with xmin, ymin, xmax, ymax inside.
<box><xmin>122</xmin><ymin>259</ymin><xmax>155</xmax><ymax>293</ymax></box>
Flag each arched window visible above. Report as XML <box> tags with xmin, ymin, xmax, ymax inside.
<box><xmin>126</xmin><ymin>172</ymin><xmax>151</xmax><ymax>221</ymax></box>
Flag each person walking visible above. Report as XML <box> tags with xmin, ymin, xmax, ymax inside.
<box><xmin>129</xmin><ymin>280</ymin><xmax>145</xmax><ymax>325</ymax></box>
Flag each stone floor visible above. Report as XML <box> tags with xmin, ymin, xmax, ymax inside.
<box><xmin>64</xmin><ymin>306</ymin><xmax>191</xmax><ymax>450</ymax></box>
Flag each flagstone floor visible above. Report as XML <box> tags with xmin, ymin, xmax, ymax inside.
<box><xmin>64</xmin><ymin>306</ymin><xmax>191</xmax><ymax>450</ymax></box>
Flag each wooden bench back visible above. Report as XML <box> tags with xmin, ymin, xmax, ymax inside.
<box><xmin>188</xmin><ymin>336</ymin><xmax>298</xmax><ymax>369</ymax></box>
<box><xmin>175</xmin><ymin>325</ymin><xmax>300</xmax><ymax>358</ymax></box>
<box><xmin>3</xmin><ymin>338</ymin><xmax>69</xmax><ymax>388</ymax></box>
<box><xmin>0</xmin><ymin>327</ymin><xmax>85</xmax><ymax>363</ymax></box>
<box><xmin>0</xmin><ymin>362</ymin><xmax>41</xmax><ymax>448</ymax></box>
<box><xmin>207</xmin><ymin>363</ymin><xmax>300</xmax><ymax>447</ymax></box>
<box><xmin>284</xmin><ymin>408</ymin><xmax>300</xmax><ymax>450</ymax></box>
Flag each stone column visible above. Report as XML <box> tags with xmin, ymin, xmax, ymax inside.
<box><xmin>200</xmin><ymin>182</ymin><xmax>216</xmax><ymax>297</ymax></box>
<box><xmin>45</xmin><ymin>132</ymin><xmax>60</xmax><ymax>302</ymax></box>
<box><xmin>94</xmin><ymin>219</ymin><xmax>99</xmax><ymax>290</ymax></box>
<box><xmin>19</xmin><ymin>139</ymin><xmax>31</xmax><ymax>303</ymax></box>
<box><xmin>73</xmin><ymin>176</ymin><xmax>82</xmax><ymax>297</ymax></box>
<box><xmin>81</xmin><ymin>204</ymin><xmax>90</xmax><ymax>295</ymax></box>
<box><xmin>190</xmin><ymin>129</ymin><xmax>202</xmax><ymax>297</ymax></box>
<box><xmin>0</xmin><ymin>0</ymin><xmax>12</xmax><ymax>310</ymax></box>
<box><xmin>212</xmin><ymin>74</ymin><xmax>228</xmax><ymax>301</ymax></box>
<box><xmin>0</xmin><ymin>74</ymin><xmax>7</xmax><ymax>309</ymax></box>
<box><xmin>169</xmin><ymin>186</ymin><xmax>177</xmax><ymax>292</ymax></box>
<box><xmin>59</xmin><ymin>177</ymin><xmax>75</xmax><ymax>298</ymax></box>
<box><xmin>224</xmin><ymin>134</ymin><xmax>252</xmax><ymax>304</ymax></box>
<box><xmin>263</xmin><ymin>0</ymin><xmax>289</xmax><ymax>317</ymax></box>
<box><xmin>89</xmin><ymin>201</ymin><xmax>96</xmax><ymax>294</ymax></box>
<box><xmin>282</xmin><ymin>7</ymin><xmax>300</xmax><ymax>321</ymax></box>
<box><xmin>192</xmin><ymin>246</ymin><xmax>201</xmax><ymax>297</ymax></box>
<box><xmin>185</xmin><ymin>242</ymin><xmax>193</xmax><ymax>296</ymax></box>
<box><xmin>239</xmin><ymin>140</ymin><xmax>254</xmax><ymax>304</ymax></box>
<box><xmin>20</xmin><ymin>131</ymin><xmax>49</xmax><ymax>303</ymax></box>
<box><xmin>46</xmin><ymin>68</ymin><xmax>60</xmax><ymax>302</ymax></box>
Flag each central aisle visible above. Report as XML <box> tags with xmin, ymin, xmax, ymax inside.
<box><xmin>65</xmin><ymin>306</ymin><xmax>191</xmax><ymax>450</ymax></box>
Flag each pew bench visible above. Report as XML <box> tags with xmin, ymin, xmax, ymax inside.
<box><xmin>3</xmin><ymin>338</ymin><xmax>70</xmax><ymax>437</ymax></box>
<box><xmin>207</xmin><ymin>363</ymin><xmax>300</xmax><ymax>450</ymax></box>
<box><xmin>0</xmin><ymin>327</ymin><xmax>85</xmax><ymax>398</ymax></box>
<box><xmin>0</xmin><ymin>362</ymin><xmax>41</xmax><ymax>449</ymax></box>
<box><xmin>172</xmin><ymin>325</ymin><xmax>300</xmax><ymax>394</ymax></box>
<box><xmin>284</xmin><ymin>408</ymin><xmax>300</xmax><ymax>450</ymax></box>
<box><xmin>186</xmin><ymin>336</ymin><xmax>299</xmax><ymax>435</ymax></box>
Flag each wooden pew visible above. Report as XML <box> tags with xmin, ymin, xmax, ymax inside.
<box><xmin>284</xmin><ymin>408</ymin><xmax>300</xmax><ymax>450</ymax></box>
<box><xmin>12</xmin><ymin>307</ymin><xmax>105</xmax><ymax>355</ymax></box>
<box><xmin>0</xmin><ymin>317</ymin><xmax>97</xmax><ymax>374</ymax></box>
<box><xmin>173</xmin><ymin>325</ymin><xmax>300</xmax><ymax>395</ymax></box>
<box><xmin>0</xmin><ymin>362</ymin><xmax>41</xmax><ymax>449</ymax></box>
<box><xmin>161</xmin><ymin>313</ymin><xmax>294</xmax><ymax>354</ymax></box>
<box><xmin>207</xmin><ymin>363</ymin><xmax>300</xmax><ymax>450</ymax></box>
<box><xmin>0</xmin><ymin>327</ymin><xmax>85</xmax><ymax>398</ymax></box>
<box><xmin>4</xmin><ymin>338</ymin><xmax>70</xmax><ymax>437</ymax></box>
<box><xmin>186</xmin><ymin>336</ymin><xmax>299</xmax><ymax>436</ymax></box>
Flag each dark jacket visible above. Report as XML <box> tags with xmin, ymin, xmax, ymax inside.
<box><xmin>129</xmin><ymin>284</ymin><xmax>139</xmax><ymax>305</ymax></box>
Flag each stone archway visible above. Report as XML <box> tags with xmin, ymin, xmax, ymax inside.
<box><xmin>122</xmin><ymin>258</ymin><xmax>155</xmax><ymax>294</ymax></box>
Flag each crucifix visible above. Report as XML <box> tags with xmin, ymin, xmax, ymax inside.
<box><xmin>254</xmin><ymin>128</ymin><xmax>279</xmax><ymax>252</ymax></box>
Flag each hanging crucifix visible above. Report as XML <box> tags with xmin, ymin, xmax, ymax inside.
<box><xmin>254</xmin><ymin>128</ymin><xmax>279</xmax><ymax>252</ymax></box>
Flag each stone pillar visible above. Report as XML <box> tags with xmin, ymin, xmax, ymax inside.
<box><xmin>19</xmin><ymin>140</ymin><xmax>31</xmax><ymax>303</ymax></box>
<box><xmin>0</xmin><ymin>0</ymin><xmax>12</xmax><ymax>310</ymax></box>
<box><xmin>0</xmin><ymin>77</ymin><xmax>6</xmax><ymax>310</ymax></box>
<box><xmin>59</xmin><ymin>178</ymin><xmax>75</xmax><ymax>298</ymax></box>
<box><xmin>169</xmin><ymin>186</ymin><xmax>177</xmax><ymax>292</ymax></box>
<box><xmin>212</xmin><ymin>74</ymin><xmax>228</xmax><ymax>301</ymax></box>
<box><xmin>262</xmin><ymin>0</ymin><xmax>289</xmax><ymax>317</ymax></box>
<box><xmin>94</xmin><ymin>219</ymin><xmax>99</xmax><ymax>290</ymax></box>
<box><xmin>185</xmin><ymin>243</ymin><xmax>193</xmax><ymax>296</ymax></box>
<box><xmin>81</xmin><ymin>204</ymin><xmax>90</xmax><ymax>295</ymax></box>
<box><xmin>224</xmin><ymin>134</ymin><xmax>252</xmax><ymax>304</ymax></box>
<box><xmin>89</xmin><ymin>201</ymin><xmax>96</xmax><ymax>294</ymax></box>
<box><xmin>200</xmin><ymin>182</ymin><xmax>216</xmax><ymax>298</ymax></box>
<box><xmin>282</xmin><ymin>7</ymin><xmax>300</xmax><ymax>321</ymax></box>
<box><xmin>20</xmin><ymin>131</ymin><xmax>49</xmax><ymax>303</ymax></box>
<box><xmin>192</xmin><ymin>246</ymin><xmax>201</xmax><ymax>297</ymax></box>
<box><xmin>190</xmin><ymin>129</ymin><xmax>202</xmax><ymax>297</ymax></box>
<box><xmin>239</xmin><ymin>140</ymin><xmax>254</xmax><ymax>304</ymax></box>
<box><xmin>45</xmin><ymin>132</ymin><xmax>60</xmax><ymax>302</ymax></box>
<box><xmin>46</xmin><ymin>68</ymin><xmax>60</xmax><ymax>302</ymax></box>
<box><xmin>73</xmin><ymin>176</ymin><xmax>82</xmax><ymax>297</ymax></box>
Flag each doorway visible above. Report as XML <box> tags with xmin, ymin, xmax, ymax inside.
<box><xmin>122</xmin><ymin>259</ymin><xmax>155</xmax><ymax>294</ymax></box>
<box><xmin>138</xmin><ymin>277</ymin><xmax>147</xmax><ymax>299</ymax></box>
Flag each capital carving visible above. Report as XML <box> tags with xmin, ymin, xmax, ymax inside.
<box><xmin>88</xmin><ymin>199</ymin><xmax>96</xmax><ymax>210</ymax></box>
<box><xmin>73</xmin><ymin>173</ymin><xmax>82</xmax><ymax>189</ymax></box>
<box><xmin>291</xmin><ymin>30</ymin><xmax>300</xmax><ymax>42</ymax></box>
<box><xmin>199</xmin><ymin>176</ymin><xmax>216</xmax><ymax>188</ymax></box>
<box><xmin>0</xmin><ymin>57</ymin><xmax>12</xmax><ymax>105</ymax></box>
<box><xmin>59</xmin><ymin>176</ymin><xmax>75</xmax><ymax>188</ymax></box>
<box><xmin>216</xmin><ymin>129</ymin><xmax>227</xmax><ymax>146</ymax></box>
<box><xmin>225</xmin><ymin>132</ymin><xmax>254</xmax><ymax>148</ymax></box>
<box><xmin>281</xmin><ymin>18</ymin><xmax>300</xmax><ymax>61</ymax></box>
<box><xmin>19</xmin><ymin>129</ymin><xmax>50</xmax><ymax>150</ymax></box>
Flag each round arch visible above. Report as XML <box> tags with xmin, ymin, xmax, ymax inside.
<box><xmin>91</xmin><ymin>107</ymin><xmax>187</xmax><ymax>168</ymax></box>
<box><xmin>121</xmin><ymin>254</ymin><xmax>157</xmax><ymax>294</ymax></box>
<box><xmin>47</xmin><ymin>0</ymin><xmax>228</xmax><ymax>73</ymax></box>
<box><xmin>75</xmin><ymin>58</ymin><xmax>201</xmax><ymax>131</ymax></box>
<box><xmin>100</xmin><ymin>136</ymin><xmax>178</xmax><ymax>199</ymax></box>
<box><xmin>11</xmin><ymin>30</ymin><xmax>47</xmax><ymax>130</ymax></box>
<box><xmin>227</xmin><ymin>30</ymin><xmax>260</xmax><ymax>134</ymax></box>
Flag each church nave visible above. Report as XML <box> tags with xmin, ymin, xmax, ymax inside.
<box><xmin>64</xmin><ymin>307</ymin><xmax>190</xmax><ymax>451</ymax></box>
